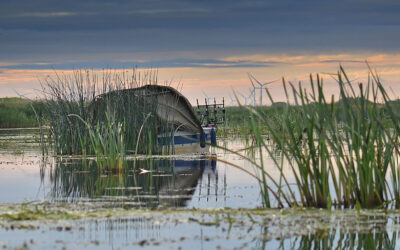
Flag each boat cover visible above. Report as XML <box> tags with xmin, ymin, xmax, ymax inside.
<box><xmin>91</xmin><ymin>85</ymin><xmax>203</xmax><ymax>134</ymax></box>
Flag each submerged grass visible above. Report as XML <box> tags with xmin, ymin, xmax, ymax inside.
<box><xmin>0</xmin><ymin>207</ymin><xmax>80</xmax><ymax>221</ymax></box>
<box><xmin>222</xmin><ymin>66</ymin><xmax>400</xmax><ymax>209</ymax></box>
<box><xmin>0</xmin><ymin>204</ymin><xmax>398</xmax><ymax>249</ymax></box>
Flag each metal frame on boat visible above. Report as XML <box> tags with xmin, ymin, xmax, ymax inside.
<box><xmin>91</xmin><ymin>85</ymin><xmax>225</xmax><ymax>154</ymax></box>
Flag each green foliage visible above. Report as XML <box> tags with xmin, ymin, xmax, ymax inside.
<box><xmin>0</xmin><ymin>205</ymin><xmax>80</xmax><ymax>221</ymax></box>
<box><xmin>225</xmin><ymin>66</ymin><xmax>400</xmax><ymax>209</ymax></box>
<box><xmin>0</xmin><ymin>98</ymin><xmax>44</xmax><ymax>128</ymax></box>
<box><xmin>38</xmin><ymin>69</ymin><xmax>172</xmax><ymax>171</ymax></box>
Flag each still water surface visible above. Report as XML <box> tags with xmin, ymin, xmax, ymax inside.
<box><xmin>1</xmin><ymin>129</ymin><xmax>399</xmax><ymax>249</ymax></box>
<box><xmin>0</xmin><ymin>129</ymin><xmax>261</xmax><ymax>208</ymax></box>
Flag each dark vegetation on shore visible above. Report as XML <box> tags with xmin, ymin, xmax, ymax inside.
<box><xmin>0</xmin><ymin>96</ymin><xmax>276</xmax><ymax>129</ymax></box>
<box><xmin>222</xmin><ymin>99</ymin><xmax>400</xmax><ymax>136</ymax></box>
<box><xmin>2</xmin><ymin>97</ymin><xmax>400</xmax><ymax>130</ymax></box>
<box><xmin>0</xmin><ymin>98</ymin><xmax>45</xmax><ymax>128</ymax></box>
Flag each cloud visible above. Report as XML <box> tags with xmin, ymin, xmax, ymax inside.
<box><xmin>2</xmin><ymin>0</ymin><xmax>400</xmax><ymax>31</ymax></box>
<box><xmin>319</xmin><ymin>60</ymin><xmax>365</xmax><ymax>64</ymax></box>
<box><xmin>2</xmin><ymin>57</ymin><xmax>400</xmax><ymax>104</ymax></box>
<box><xmin>0</xmin><ymin>0</ymin><xmax>399</xmax><ymax>62</ymax></box>
<box><xmin>0</xmin><ymin>0</ymin><xmax>400</xmax><ymax>85</ymax></box>
<box><xmin>0</xmin><ymin>58</ymin><xmax>281</xmax><ymax>70</ymax></box>
<box><xmin>17</xmin><ymin>12</ymin><xmax>77</xmax><ymax>18</ymax></box>
<box><xmin>4</xmin><ymin>53</ymin><xmax>400</xmax><ymax>71</ymax></box>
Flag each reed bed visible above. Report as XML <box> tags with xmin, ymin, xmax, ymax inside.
<box><xmin>0</xmin><ymin>98</ymin><xmax>44</xmax><ymax>128</ymax></box>
<box><xmin>224</xmin><ymin>66</ymin><xmax>400</xmax><ymax>209</ymax></box>
<box><xmin>39</xmin><ymin>69</ymin><xmax>172</xmax><ymax>171</ymax></box>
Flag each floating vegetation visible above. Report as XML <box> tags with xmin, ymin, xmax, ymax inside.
<box><xmin>0</xmin><ymin>206</ymin><xmax>80</xmax><ymax>221</ymax></box>
<box><xmin>0</xmin><ymin>204</ymin><xmax>399</xmax><ymax>249</ymax></box>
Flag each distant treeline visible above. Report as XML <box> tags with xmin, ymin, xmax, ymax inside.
<box><xmin>0</xmin><ymin>96</ymin><xmax>260</xmax><ymax>128</ymax></box>
<box><xmin>0</xmin><ymin>98</ymin><xmax>45</xmax><ymax>128</ymax></box>
<box><xmin>225</xmin><ymin>99</ymin><xmax>400</xmax><ymax>125</ymax></box>
<box><xmin>2</xmin><ymin>97</ymin><xmax>400</xmax><ymax>129</ymax></box>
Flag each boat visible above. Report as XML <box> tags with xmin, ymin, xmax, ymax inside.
<box><xmin>90</xmin><ymin>85</ymin><xmax>225</xmax><ymax>154</ymax></box>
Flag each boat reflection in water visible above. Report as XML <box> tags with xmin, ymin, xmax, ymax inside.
<box><xmin>48</xmin><ymin>156</ymin><xmax>218</xmax><ymax>208</ymax></box>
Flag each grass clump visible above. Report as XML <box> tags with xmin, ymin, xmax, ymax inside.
<box><xmin>226</xmin><ymin>66</ymin><xmax>400</xmax><ymax>209</ymax></box>
<box><xmin>38</xmin><ymin>69</ymin><xmax>171</xmax><ymax>171</ymax></box>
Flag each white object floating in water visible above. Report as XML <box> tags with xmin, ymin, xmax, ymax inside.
<box><xmin>139</xmin><ymin>168</ymin><xmax>151</xmax><ymax>174</ymax></box>
<box><xmin>105</xmin><ymin>187</ymin><xmax>143</xmax><ymax>190</ymax></box>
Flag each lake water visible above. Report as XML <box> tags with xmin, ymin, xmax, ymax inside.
<box><xmin>1</xmin><ymin>129</ymin><xmax>399</xmax><ymax>249</ymax></box>
<box><xmin>0</xmin><ymin>129</ymin><xmax>262</xmax><ymax>209</ymax></box>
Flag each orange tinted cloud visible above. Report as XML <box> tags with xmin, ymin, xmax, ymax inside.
<box><xmin>2</xmin><ymin>52</ymin><xmax>400</xmax><ymax>103</ymax></box>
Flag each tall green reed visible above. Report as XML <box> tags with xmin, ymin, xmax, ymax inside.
<box><xmin>39</xmin><ymin>69</ymin><xmax>172</xmax><ymax>171</ymax></box>
<box><xmin>222</xmin><ymin>66</ymin><xmax>400</xmax><ymax>209</ymax></box>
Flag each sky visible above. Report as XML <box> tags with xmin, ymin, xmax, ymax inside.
<box><xmin>1</xmin><ymin>0</ymin><xmax>400</xmax><ymax>104</ymax></box>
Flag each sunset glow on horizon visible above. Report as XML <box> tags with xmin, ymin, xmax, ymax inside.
<box><xmin>2</xmin><ymin>52</ymin><xmax>400</xmax><ymax>105</ymax></box>
<box><xmin>1</xmin><ymin>0</ymin><xmax>400</xmax><ymax>105</ymax></box>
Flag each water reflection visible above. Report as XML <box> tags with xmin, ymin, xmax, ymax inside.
<box><xmin>48</xmin><ymin>157</ymin><xmax>218</xmax><ymax>208</ymax></box>
<box><xmin>268</xmin><ymin>212</ymin><xmax>399</xmax><ymax>250</ymax></box>
<box><xmin>288</xmin><ymin>231</ymin><xmax>397</xmax><ymax>250</ymax></box>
